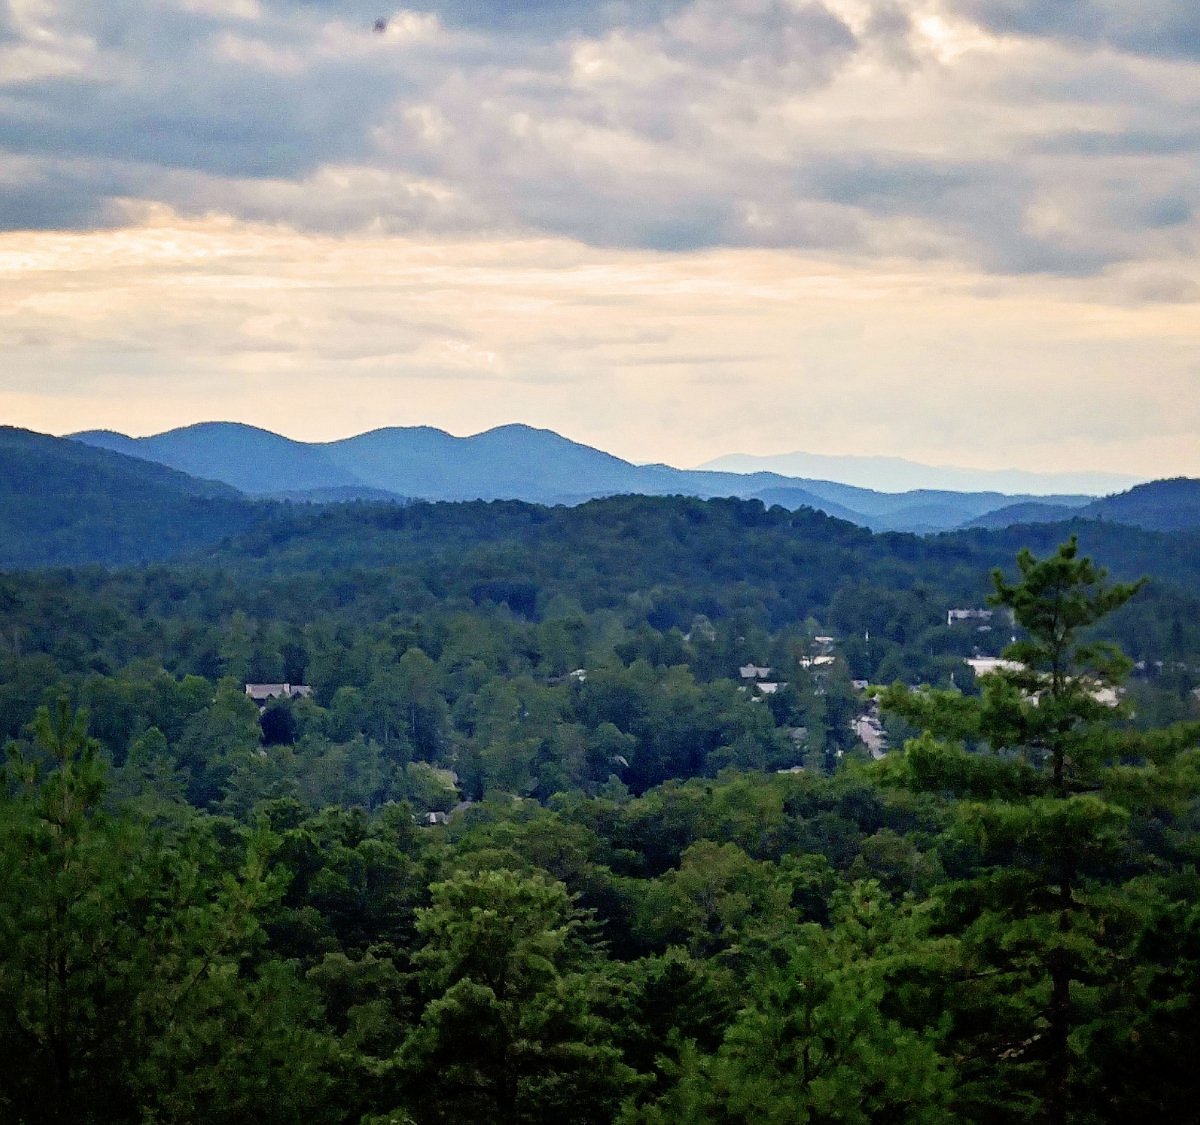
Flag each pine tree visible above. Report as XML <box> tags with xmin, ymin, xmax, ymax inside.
<box><xmin>878</xmin><ymin>538</ymin><xmax>1199</xmax><ymax>1122</ymax></box>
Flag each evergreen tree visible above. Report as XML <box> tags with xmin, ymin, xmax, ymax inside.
<box><xmin>396</xmin><ymin>868</ymin><xmax>637</xmax><ymax>1123</ymax></box>
<box><xmin>878</xmin><ymin>538</ymin><xmax>1200</xmax><ymax>1122</ymax></box>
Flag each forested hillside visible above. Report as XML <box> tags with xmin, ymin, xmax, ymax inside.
<box><xmin>0</xmin><ymin>427</ymin><xmax>260</xmax><ymax>567</ymax></box>
<box><xmin>1084</xmin><ymin>476</ymin><xmax>1200</xmax><ymax>531</ymax></box>
<box><xmin>965</xmin><ymin>478</ymin><xmax>1200</xmax><ymax>533</ymax></box>
<box><xmin>1</xmin><ymin>495</ymin><xmax>1199</xmax><ymax>1122</ymax></box>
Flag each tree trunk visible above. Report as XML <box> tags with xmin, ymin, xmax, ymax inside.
<box><xmin>1046</xmin><ymin>870</ymin><xmax>1072</xmax><ymax>1125</ymax></box>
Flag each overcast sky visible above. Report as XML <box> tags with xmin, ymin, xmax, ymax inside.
<box><xmin>1</xmin><ymin>0</ymin><xmax>1198</xmax><ymax>474</ymax></box>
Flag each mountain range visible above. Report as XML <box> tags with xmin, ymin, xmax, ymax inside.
<box><xmin>71</xmin><ymin>422</ymin><xmax>1101</xmax><ymax>534</ymax></box>
<box><xmin>0</xmin><ymin>423</ymin><xmax>1196</xmax><ymax>570</ymax></box>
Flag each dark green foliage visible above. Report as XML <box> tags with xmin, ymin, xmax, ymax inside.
<box><xmin>395</xmin><ymin>869</ymin><xmax>638</xmax><ymax>1123</ymax></box>
<box><xmin>1</xmin><ymin>495</ymin><xmax>1199</xmax><ymax>1123</ymax></box>
<box><xmin>631</xmin><ymin>884</ymin><xmax>954</xmax><ymax>1124</ymax></box>
<box><xmin>0</xmin><ymin>427</ymin><xmax>259</xmax><ymax>567</ymax></box>
<box><xmin>0</xmin><ymin>700</ymin><xmax>336</xmax><ymax>1124</ymax></box>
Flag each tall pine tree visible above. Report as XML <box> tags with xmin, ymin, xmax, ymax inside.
<box><xmin>879</xmin><ymin>538</ymin><xmax>1200</xmax><ymax>1122</ymax></box>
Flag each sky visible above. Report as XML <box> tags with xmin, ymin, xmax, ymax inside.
<box><xmin>0</xmin><ymin>0</ymin><xmax>1198</xmax><ymax>476</ymax></box>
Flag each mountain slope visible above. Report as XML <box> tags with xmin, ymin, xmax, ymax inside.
<box><xmin>962</xmin><ymin>501</ymin><xmax>1082</xmax><ymax>530</ymax></box>
<box><xmin>745</xmin><ymin>486</ymin><xmax>868</xmax><ymax>524</ymax></box>
<box><xmin>1082</xmin><ymin>478</ymin><xmax>1200</xmax><ymax>531</ymax></box>
<box><xmin>8</xmin><ymin>424</ymin><xmax>1200</xmax><ymax>578</ymax></box>
<box><xmin>0</xmin><ymin>427</ymin><xmax>259</xmax><ymax>568</ymax></box>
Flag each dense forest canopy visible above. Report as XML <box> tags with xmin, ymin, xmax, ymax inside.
<box><xmin>1</xmin><ymin>493</ymin><xmax>1199</xmax><ymax>1122</ymax></box>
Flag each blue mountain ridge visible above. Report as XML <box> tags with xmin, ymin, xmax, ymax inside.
<box><xmin>70</xmin><ymin>421</ymin><xmax>1103</xmax><ymax>533</ymax></box>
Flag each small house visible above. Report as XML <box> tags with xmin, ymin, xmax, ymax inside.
<box><xmin>244</xmin><ymin>683</ymin><xmax>314</xmax><ymax>709</ymax></box>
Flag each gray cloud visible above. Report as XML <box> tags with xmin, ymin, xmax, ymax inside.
<box><xmin>1027</xmin><ymin>128</ymin><xmax>1200</xmax><ymax>158</ymax></box>
<box><xmin>393</xmin><ymin>0</ymin><xmax>689</xmax><ymax>36</ymax></box>
<box><xmin>0</xmin><ymin>176</ymin><xmax>122</xmax><ymax>230</ymax></box>
<box><xmin>0</xmin><ymin>0</ymin><xmax>1197</xmax><ymax>280</ymax></box>
<box><xmin>243</xmin><ymin>0</ymin><xmax>693</xmax><ymax>39</ymax></box>
<box><xmin>863</xmin><ymin>1</ymin><xmax>920</xmax><ymax>70</ymax></box>
<box><xmin>1</xmin><ymin>81</ymin><xmax>362</xmax><ymax>180</ymax></box>
<box><xmin>949</xmin><ymin>0</ymin><xmax>1200</xmax><ymax>60</ymax></box>
<box><xmin>0</xmin><ymin>6</ymin><xmax>418</xmax><ymax>179</ymax></box>
<box><xmin>1140</xmin><ymin>195</ymin><xmax>1192</xmax><ymax>228</ymax></box>
<box><xmin>794</xmin><ymin>154</ymin><xmax>1112</xmax><ymax>274</ymax></box>
<box><xmin>805</xmin><ymin>155</ymin><xmax>1003</xmax><ymax>216</ymax></box>
<box><xmin>1125</xmin><ymin>272</ymin><xmax>1200</xmax><ymax>304</ymax></box>
<box><xmin>661</xmin><ymin>0</ymin><xmax>855</xmax><ymax>72</ymax></box>
<box><xmin>0</xmin><ymin>7</ymin><xmax>19</xmax><ymax>44</ymax></box>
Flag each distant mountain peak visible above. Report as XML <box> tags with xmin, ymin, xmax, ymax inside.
<box><xmin>159</xmin><ymin>420</ymin><xmax>314</xmax><ymax>443</ymax></box>
<box><xmin>484</xmin><ymin>422</ymin><xmax>550</xmax><ymax>435</ymax></box>
<box><xmin>70</xmin><ymin>427</ymin><xmax>130</xmax><ymax>440</ymax></box>
<box><xmin>342</xmin><ymin>424</ymin><xmax>451</xmax><ymax>440</ymax></box>
<box><xmin>0</xmin><ymin>427</ymin><xmax>255</xmax><ymax>567</ymax></box>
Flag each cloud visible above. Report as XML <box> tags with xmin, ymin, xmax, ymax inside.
<box><xmin>0</xmin><ymin>8</ymin><xmax>420</xmax><ymax>179</ymax></box>
<box><xmin>1027</xmin><ymin>128</ymin><xmax>1200</xmax><ymax>158</ymax></box>
<box><xmin>0</xmin><ymin>157</ymin><xmax>128</xmax><ymax>229</ymax></box>
<box><xmin>1124</xmin><ymin>272</ymin><xmax>1200</xmax><ymax>304</ymax></box>
<box><xmin>862</xmin><ymin>1</ymin><xmax>921</xmax><ymax>70</ymax></box>
<box><xmin>661</xmin><ymin>0</ymin><xmax>855</xmax><ymax>75</ymax></box>
<box><xmin>803</xmin><ymin>154</ymin><xmax>1013</xmax><ymax>222</ymax></box>
<box><xmin>256</xmin><ymin>0</ymin><xmax>692</xmax><ymax>37</ymax></box>
<box><xmin>2</xmin><ymin>213</ymin><xmax>1198</xmax><ymax>475</ymax></box>
<box><xmin>0</xmin><ymin>0</ymin><xmax>1196</xmax><ymax>281</ymax></box>
<box><xmin>947</xmin><ymin>0</ymin><xmax>1200</xmax><ymax>61</ymax></box>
